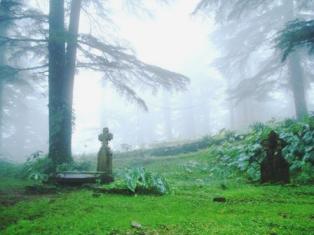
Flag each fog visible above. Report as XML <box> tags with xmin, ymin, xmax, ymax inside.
<box><xmin>1</xmin><ymin>0</ymin><xmax>313</xmax><ymax>161</ymax></box>
<box><xmin>72</xmin><ymin>1</ymin><xmax>227</xmax><ymax>154</ymax></box>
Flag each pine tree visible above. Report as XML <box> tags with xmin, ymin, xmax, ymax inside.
<box><xmin>195</xmin><ymin>0</ymin><xmax>313</xmax><ymax>120</ymax></box>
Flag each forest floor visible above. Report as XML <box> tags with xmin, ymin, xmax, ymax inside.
<box><xmin>0</xmin><ymin>150</ymin><xmax>314</xmax><ymax>235</ymax></box>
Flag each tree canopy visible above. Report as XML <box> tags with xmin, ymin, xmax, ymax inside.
<box><xmin>276</xmin><ymin>19</ymin><xmax>314</xmax><ymax>61</ymax></box>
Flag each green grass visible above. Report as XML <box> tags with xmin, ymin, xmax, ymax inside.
<box><xmin>1</xmin><ymin>150</ymin><xmax>314</xmax><ymax>234</ymax></box>
<box><xmin>0</xmin><ymin>177</ymin><xmax>33</xmax><ymax>190</ymax></box>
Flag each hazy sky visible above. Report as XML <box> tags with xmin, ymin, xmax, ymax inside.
<box><xmin>72</xmin><ymin>0</ymin><xmax>223</xmax><ymax>154</ymax></box>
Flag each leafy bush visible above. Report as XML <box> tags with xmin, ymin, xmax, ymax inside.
<box><xmin>103</xmin><ymin>168</ymin><xmax>170</xmax><ymax>195</ymax></box>
<box><xmin>21</xmin><ymin>152</ymin><xmax>94</xmax><ymax>183</ymax></box>
<box><xmin>124</xmin><ymin>167</ymin><xmax>170</xmax><ymax>194</ymax></box>
<box><xmin>21</xmin><ymin>151</ymin><xmax>53</xmax><ymax>182</ymax></box>
<box><xmin>208</xmin><ymin>117</ymin><xmax>314</xmax><ymax>183</ymax></box>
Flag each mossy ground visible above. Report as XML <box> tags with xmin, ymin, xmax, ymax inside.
<box><xmin>1</xmin><ymin>151</ymin><xmax>313</xmax><ymax>234</ymax></box>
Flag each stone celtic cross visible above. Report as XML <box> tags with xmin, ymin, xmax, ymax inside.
<box><xmin>98</xmin><ymin>127</ymin><xmax>113</xmax><ymax>147</ymax></box>
<box><xmin>97</xmin><ymin>127</ymin><xmax>114</xmax><ymax>183</ymax></box>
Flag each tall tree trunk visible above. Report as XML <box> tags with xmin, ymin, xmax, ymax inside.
<box><xmin>0</xmin><ymin>81</ymin><xmax>3</xmax><ymax>152</ymax></box>
<box><xmin>284</xmin><ymin>0</ymin><xmax>308</xmax><ymax>120</ymax></box>
<box><xmin>48</xmin><ymin>0</ymin><xmax>70</xmax><ymax>166</ymax></box>
<box><xmin>48</xmin><ymin>0</ymin><xmax>82</xmax><ymax>166</ymax></box>
<box><xmin>0</xmin><ymin>0</ymin><xmax>11</xmax><ymax>153</ymax></box>
<box><xmin>14</xmin><ymin>97</ymin><xmax>28</xmax><ymax>155</ymax></box>
<box><xmin>287</xmin><ymin>52</ymin><xmax>308</xmax><ymax>120</ymax></box>
<box><xmin>63</xmin><ymin>0</ymin><xmax>82</xmax><ymax>162</ymax></box>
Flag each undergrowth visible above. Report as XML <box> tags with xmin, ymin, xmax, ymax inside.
<box><xmin>101</xmin><ymin>167</ymin><xmax>170</xmax><ymax>195</ymax></box>
<box><xmin>208</xmin><ymin>116</ymin><xmax>314</xmax><ymax>183</ymax></box>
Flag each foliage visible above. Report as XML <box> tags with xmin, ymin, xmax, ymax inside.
<box><xmin>1</xmin><ymin>149</ymin><xmax>314</xmax><ymax>234</ymax></box>
<box><xmin>20</xmin><ymin>152</ymin><xmax>94</xmax><ymax>182</ymax></box>
<box><xmin>104</xmin><ymin>167</ymin><xmax>170</xmax><ymax>195</ymax></box>
<box><xmin>21</xmin><ymin>151</ymin><xmax>53</xmax><ymax>182</ymax></box>
<box><xmin>194</xmin><ymin>0</ymin><xmax>314</xmax><ymax>107</ymax></box>
<box><xmin>276</xmin><ymin>19</ymin><xmax>314</xmax><ymax>61</ymax></box>
<box><xmin>208</xmin><ymin>117</ymin><xmax>314</xmax><ymax>183</ymax></box>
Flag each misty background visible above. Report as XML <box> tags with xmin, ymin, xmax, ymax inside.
<box><xmin>2</xmin><ymin>0</ymin><xmax>314</xmax><ymax>161</ymax></box>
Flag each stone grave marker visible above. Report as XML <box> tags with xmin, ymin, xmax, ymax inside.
<box><xmin>97</xmin><ymin>127</ymin><xmax>114</xmax><ymax>183</ymax></box>
<box><xmin>260</xmin><ymin>130</ymin><xmax>290</xmax><ymax>184</ymax></box>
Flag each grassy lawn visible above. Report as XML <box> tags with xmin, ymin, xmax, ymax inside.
<box><xmin>1</xmin><ymin>151</ymin><xmax>314</xmax><ymax>234</ymax></box>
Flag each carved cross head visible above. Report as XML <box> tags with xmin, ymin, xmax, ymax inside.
<box><xmin>98</xmin><ymin>127</ymin><xmax>113</xmax><ymax>147</ymax></box>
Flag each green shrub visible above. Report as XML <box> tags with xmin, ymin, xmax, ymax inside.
<box><xmin>21</xmin><ymin>151</ymin><xmax>53</xmax><ymax>182</ymax></box>
<box><xmin>209</xmin><ymin>117</ymin><xmax>314</xmax><ymax>184</ymax></box>
<box><xmin>103</xmin><ymin>167</ymin><xmax>170</xmax><ymax>195</ymax></box>
<box><xmin>21</xmin><ymin>152</ymin><xmax>95</xmax><ymax>183</ymax></box>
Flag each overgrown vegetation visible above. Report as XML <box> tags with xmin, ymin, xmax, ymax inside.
<box><xmin>1</xmin><ymin>118</ymin><xmax>313</xmax><ymax>233</ymax></box>
<box><xmin>208</xmin><ymin>117</ymin><xmax>314</xmax><ymax>183</ymax></box>
<box><xmin>101</xmin><ymin>167</ymin><xmax>170</xmax><ymax>195</ymax></box>
<box><xmin>21</xmin><ymin>152</ymin><xmax>53</xmax><ymax>182</ymax></box>
<box><xmin>1</xmin><ymin>148</ymin><xmax>314</xmax><ymax>234</ymax></box>
<box><xmin>116</xmin><ymin>117</ymin><xmax>314</xmax><ymax>184</ymax></box>
<box><xmin>2</xmin><ymin>117</ymin><xmax>313</xmax><ymax>186</ymax></box>
<box><xmin>0</xmin><ymin>152</ymin><xmax>95</xmax><ymax>184</ymax></box>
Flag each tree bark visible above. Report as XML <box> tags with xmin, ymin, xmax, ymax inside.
<box><xmin>0</xmin><ymin>0</ymin><xmax>11</xmax><ymax>153</ymax></box>
<box><xmin>63</xmin><ymin>0</ymin><xmax>82</xmax><ymax>162</ymax></box>
<box><xmin>48</xmin><ymin>0</ymin><xmax>83</xmax><ymax>167</ymax></box>
<box><xmin>48</xmin><ymin>0</ymin><xmax>70</xmax><ymax>166</ymax></box>
<box><xmin>284</xmin><ymin>0</ymin><xmax>308</xmax><ymax>120</ymax></box>
<box><xmin>287</xmin><ymin>52</ymin><xmax>308</xmax><ymax>120</ymax></box>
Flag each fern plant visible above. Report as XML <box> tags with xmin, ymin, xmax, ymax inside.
<box><xmin>124</xmin><ymin>167</ymin><xmax>170</xmax><ymax>195</ymax></box>
<box><xmin>102</xmin><ymin>167</ymin><xmax>170</xmax><ymax>195</ymax></box>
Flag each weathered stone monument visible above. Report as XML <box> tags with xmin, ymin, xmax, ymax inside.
<box><xmin>97</xmin><ymin>127</ymin><xmax>114</xmax><ymax>183</ymax></box>
<box><xmin>51</xmin><ymin>127</ymin><xmax>114</xmax><ymax>185</ymax></box>
<box><xmin>260</xmin><ymin>130</ymin><xmax>290</xmax><ymax>184</ymax></box>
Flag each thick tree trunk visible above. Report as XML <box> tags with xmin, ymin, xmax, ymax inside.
<box><xmin>63</xmin><ymin>0</ymin><xmax>82</xmax><ymax>161</ymax></box>
<box><xmin>48</xmin><ymin>0</ymin><xmax>70</xmax><ymax>166</ymax></box>
<box><xmin>0</xmin><ymin>0</ymin><xmax>11</xmax><ymax>153</ymax></box>
<box><xmin>284</xmin><ymin>0</ymin><xmax>308</xmax><ymax>120</ymax></box>
<box><xmin>48</xmin><ymin>0</ymin><xmax>82</xmax><ymax>167</ymax></box>
<box><xmin>287</xmin><ymin>52</ymin><xmax>308</xmax><ymax>120</ymax></box>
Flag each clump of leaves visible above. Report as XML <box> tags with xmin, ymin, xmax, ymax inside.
<box><xmin>276</xmin><ymin>19</ymin><xmax>314</xmax><ymax>61</ymax></box>
<box><xmin>21</xmin><ymin>152</ymin><xmax>95</xmax><ymax>183</ymax></box>
<box><xmin>279</xmin><ymin>117</ymin><xmax>314</xmax><ymax>183</ymax></box>
<box><xmin>103</xmin><ymin>167</ymin><xmax>170</xmax><ymax>195</ymax></box>
<box><xmin>21</xmin><ymin>151</ymin><xmax>53</xmax><ymax>182</ymax></box>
